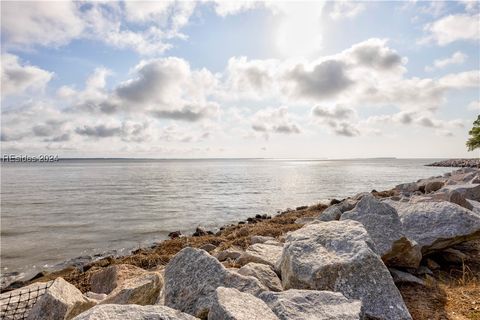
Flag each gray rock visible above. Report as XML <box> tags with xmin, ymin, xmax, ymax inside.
<box><xmin>164</xmin><ymin>247</ymin><xmax>266</xmax><ymax>318</ymax></box>
<box><xmin>208</xmin><ymin>287</ymin><xmax>278</xmax><ymax>320</ymax></box>
<box><xmin>27</xmin><ymin>278</ymin><xmax>96</xmax><ymax>320</ymax></box>
<box><xmin>238</xmin><ymin>263</ymin><xmax>282</xmax><ymax>292</ymax></box>
<box><xmin>237</xmin><ymin>243</ymin><xmax>283</xmax><ymax>269</ymax></box>
<box><xmin>90</xmin><ymin>264</ymin><xmax>162</xmax><ymax>305</ymax></box>
<box><xmin>385</xmin><ymin>199</ymin><xmax>480</xmax><ymax>254</ymax></box>
<box><xmin>279</xmin><ymin>220</ymin><xmax>412</xmax><ymax>320</ymax></box>
<box><xmin>341</xmin><ymin>195</ymin><xmax>421</xmax><ymax>268</ymax></box>
<box><xmin>317</xmin><ymin>206</ymin><xmax>342</xmax><ymax>221</ymax></box>
<box><xmin>440</xmin><ymin>184</ymin><xmax>480</xmax><ymax>201</ymax></box>
<box><xmin>101</xmin><ymin>272</ymin><xmax>162</xmax><ymax>305</ymax></box>
<box><xmin>85</xmin><ymin>292</ymin><xmax>107</xmax><ymax>302</ymax></box>
<box><xmin>259</xmin><ymin>289</ymin><xmax>363</xmax><ymax>320</ymax></box>
<box><xmin>72</xmin><ymin>304</ymin><xmax>198</xmax><ymax>320</ymax></box>
<box><xmin>251</xmin><ymin>236</ymin><xmax>275</xmax><ymax>244</ymax></box>
<box><xmin>448</xmin><ymin>190</ymin><xmax>473</xmax><ymax>210</ymax></box>
<box><xmin>216</xmin><ymin>248</ymin><xmax>243</xmax><ymax>262</ymax></box>
<box><xmin>395</xmin><ymin>182</ymin><xmax>418</xmax><ymax>194</ymax></box>
<box><xmin>389</xmin><ymin>268</ymin><xmax>425</xmax><ymax>286</ymax></box>
<box><xmin>317</xmin><ymin>199</ymin><xmax>357</xmax><ymax>222</ymax></box>
<box><xmin>425</xmin><ymin>181</ymin><xmax>445</xmax><ymax>193</ymax></box>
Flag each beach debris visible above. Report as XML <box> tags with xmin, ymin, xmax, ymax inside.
<box><xmin>164</xmin><ymin>247</ymin><xmax>266</xmax><ymax>318</ymax></box>
<box><xmin>238</xmin><ymin>263</ymin><xmax>282</xmax><ymax>292</ymax></box>
<box><xmin>209</xmin><ymin>287</ymin><xmax>278</xmax><ymax>320</ymax></box>
<box><xmin>71</xmin><ymin>304</ymin><xmax>197</xmax><ymax>320</ymax></box>
<box><xmin>259</xmin><ymin>289</ymin><xmax>363</xmax><ymax>320</ymax></box>
<box><xmin>279</xmin><ymin>220</ymin><xmax>412</xmax><ymax>320</ymax></box>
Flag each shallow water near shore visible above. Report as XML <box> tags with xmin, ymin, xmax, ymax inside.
<box><xmin>1</xmin><ymin>158</ymin><xmax>451</xmax><ymax>280</ymax></box>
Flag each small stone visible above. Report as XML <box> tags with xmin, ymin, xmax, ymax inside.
<box><xmin>168</xmin><ymin>231</ymin><xmax>182</xmax><ymax>239</ymax></box>
<box><xmin>251</xmin><ymin>236</ymin><xmax>275</xmax><ymax>244</ymax></box>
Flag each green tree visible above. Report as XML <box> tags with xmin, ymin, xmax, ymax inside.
<box><xmin>466</xmin><ymin>115</ymin><xmax>480</xmax><ymax>151</ymax></box>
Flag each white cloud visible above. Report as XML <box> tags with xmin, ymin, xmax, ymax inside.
<box><xmin>329</xmin><ymin>1</ymin><xmax>366</xmax><ymax>20</ymax></box>
<box><xmin>213</xmin><ymin>1</ymin><xmax>262</xmax><ymax>17</ymax></box>
<box><xmin>425</xmin><ymin>51</ymin><xmax>467</xmax><ymax>71</ymax></box>
<box><xmin>421</xmin><ymin>13</ymin><xmax>480</xmax><ymax>45</ymax></box>
<box><xmin>251</xmin><ymin>106</ymin><xmax>301</xmax><ymax>137</ymax></box>
<box><xmin>0</xmin><ymin>1</ymin><xmax>84</xmax><ymax>49</ymax></box>
<box><xmin>468</xmin><ymin>100</ymin><xmax>480</xmax><ymax>111</ymax></box>
<box><xmin>1</xmin><ymin>53</ymin><xmax>53</xmax><ymax>97</ymax></box>
<box><xmin>0</xmin><ymin>1</ymin><xmax>196</xmax><ymax>55</ymax></box>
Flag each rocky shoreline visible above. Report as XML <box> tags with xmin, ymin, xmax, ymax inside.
<box><xmin>426</xmin><ymin>158</ymin><xmax>479</xmax><ymax>168</ymax></box>
<box><xmin>1</xmin><ymin>168</ymin><xmax>480</xmax><ymax>320</ymax></box>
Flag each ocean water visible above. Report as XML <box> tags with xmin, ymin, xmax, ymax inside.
<box><xmin>0</xmin><ymin>158</ymin><xmax>451</xmax><ymax>279</ymax></box>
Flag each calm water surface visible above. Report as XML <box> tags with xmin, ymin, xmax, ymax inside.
<box><xmin>1</xmin><ymin>158</ymin><xmax>451</xmax><ymax>278</ymax></box>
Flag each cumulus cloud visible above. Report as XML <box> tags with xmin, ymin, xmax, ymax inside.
<box><xmin>425</xmin><ymin>51</ymin><xmax>467</xmax><ymax>71</ymax></box>
<box><xmin>421</xmin><ymin>13</ymin><xmax>480</xmax><ymax>45</ymax></box>
<box><xmin>343</xmin><ymin>38</ymin><xmax>405</xmax><ymax>71</ymax></box>
<box><xmin>312</xmin><ymin>105</ymin><xmax>355</xmax><ymax>119</ymax></box>
<box><xmin>251</xmin><ymin>106</ymin><xmax>301</xmax><ymax>136</ymax></box>
<box><xmin>1</xmin><ymin>53</ymin><xmax>53</xmax><ymax>97</ymax></box>
<box><xmin>1</xmin><ymin>1</ymin><xmax>84</xmax><ymax>49</ymax></box>
<box><xmin>0</xmin><ymin>1</ymin><xmax>196</xmax><ymax>55</ymax></box>
<box><xmin>283</xmin><ymin>60</ymin><xmax>353</xmax><ymax>100</ymax></box>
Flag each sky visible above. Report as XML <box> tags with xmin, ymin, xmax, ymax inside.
<box><xmin>1</xmin><ymin>1</ymin><xmax>479</xmax><ymax>159</ymax></box>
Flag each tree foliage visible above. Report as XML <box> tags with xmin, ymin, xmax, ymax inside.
<box><xmin>466</xmin><ymin>115</ymin><xmax>480</xmax><ymax>152</ymax></box>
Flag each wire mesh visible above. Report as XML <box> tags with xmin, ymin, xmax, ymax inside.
<box><xmin>0</xmin><ymin>281</ymin><xmax>52</xmax><ymax>320</ymax></box>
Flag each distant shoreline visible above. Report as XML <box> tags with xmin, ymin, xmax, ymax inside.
<box><xmin>426</xmin><ymin>158</ymin><xmax>479</xmax><ymax>168</ymax></box>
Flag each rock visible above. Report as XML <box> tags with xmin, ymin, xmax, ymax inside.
<box><xmin>85</xmin><ymin>292</ymin><xmax>107</xmax><ymax>302</ymax></box>
<box><xmin>295</xmin><ymin>206</ymin><xmax>308</xmax><ymax>211</ymax></box>
<box><xmin>329</xmin><ymin>199</ymin><xmax>341</xmax><ymax>205</ymax></box>
<box><xmin>90</xmin><ymin>264</ymin><xmax>145</xmax><ymax>294</ymax></box>
<box><xmin>168</xmin><ymin>231</ymin><xmax>182</xmax><ymax>239</ymax></box>
<box><xmin>440</xmin><ymin>248</ymin><xmax>467</xmax><ymax>264</ymax></box>
<box><xmin>389</xmin><ymin>268</ymin><xmax>425</xmax><ymax>286</ymax></box>
<box><xmin>317</xmin><ymin>199</ymin><xmax>357</xmax><ymax>222</ymax></box>
<box><xmin>72</xmin><ymin>304</ymin><xmax>197</xmax><ymax>320</ymax></box>
<box><xmin>426</xmin><ymin>258</ymin><xmax>440</xmax><ymax>270</ymax></box>
<box><xmin>279</xmin><ymin>220</ymin><xmax>412</xmax><ymax>320</ymax></box>
<box><xmin>90</xmin><ymin>264</ymin><xmax>162</xmax><ymax>305</ymax></box>
<box><xmin>425</xmin><ymin>181</ymin><xmax>445</xmax><ymax>193</ymax></box>
<box><xmin>341</xmin><ymin>195</ymin><xmax>421</xmax><ymax>268</ymax></box>
<box><xmin>259</xmin><ymin>289</ymin><xmax>363</xmax><ymax>320</ymax></box>
<box><xmin>216</xmin><ymin>248</ymin><xmax>243</xmax><ymax>262</ymax></box>
<box><xmin>384</xmin><ymin>199</ymin><xmax>480</xmax><ymax>254</ymax></box>
<box><xmin>395</xmin><ymin>182</ymin><xmax>418</xmax><ymax>194</ymax></box>
<box><xmin>238</xmin><ymin>263</ymin><xmax>282</xmax><ymax>292</ymax></box>
<box><xmin>193</xmin><ymin>227</ymin><xmax>208</xmax><ymax>237</ymax></box>
<box><xmin>440</xmin><ymin>184</ymin><xmax>480</xmax><ymax>201</ymax></box>
<box><xmin>237</xmin><ymin>243</ymin><xmax>283</xmax><ymax>269</ymax></box>
<box><xmin>27</xmin><ymin>278</ymin><xmax>96</xmax><ymax>320</ymax></box>
<box><xmin>251</xmin><ymin>236</ymin><xmax>275</xmax><ymax>244</ymax></box>
<box><xmin>101</xmin><ymin>272</ymin><xmax>162</xmax><ymax>305</ymax></box>
<box><xmin>164</xmin><ymin>247</ymin><xmax>266</xmax><ymax>318</ymax></box>
<box><xmin>264</xmin><ymin>240</ymin><xmax>283</xmax><ymax>247</ymax></box>
<box><xmin>317</xmin><ymin>206</ymin><xmax>342</xmax><ymax>221</ymax></box>
<box><xmin>200</xmin><ymin>244</ymin><xmax>216</xmax><ymax>252</ymax></box>
<box><xmin>208</xmin><ymin>287</ymin><xmax>278</xmax><ymax>320</ymax></box>
<box><xmin>448</xmin><ymin>190</ymin><xmax>473</xmax><ymax>210</ymax></box>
